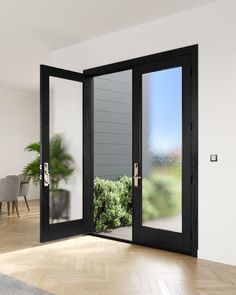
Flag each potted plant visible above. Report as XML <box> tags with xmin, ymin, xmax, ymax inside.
<box><xmin>23</xmin><ymin>134</ymin><xmax>74</xmax><ymax>222</ymax></box>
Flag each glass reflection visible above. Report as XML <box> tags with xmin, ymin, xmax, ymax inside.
<box><xmin>49</xmin><ymin>77</ymin><xmax>83</xmax><ymax>224</ymax></box>
<box><xmin>142</xmin><ymin>67</ymin><xmax>182</xmax><ymax>233</ymax></box>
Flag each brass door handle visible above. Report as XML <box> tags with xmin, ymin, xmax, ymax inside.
<box><xmin>44</xmin><ymin>162</ymin><xmax>50</xmax><ymax>187</ymax></box>
<box><xmin>133</xmin><ymin>162</ymin><xmax>141</xmax><ymax>187</ymax></box>
<box><xmin>133</xmin><ymin>175</ymin><xmax>141</xmax><ymax>187</ymax></box>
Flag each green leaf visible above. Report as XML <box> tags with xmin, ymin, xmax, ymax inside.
<box><xmin>22</xmin><ymin>134</ymin><xmax>74</xmax><ymax>190</ymax></box>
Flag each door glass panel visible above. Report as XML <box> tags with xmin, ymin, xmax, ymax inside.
<box><xmin>142</xmin><ymin>67</ymin><xmax>182</xmax><ymax>233</ymax></box>
<box><xmin>49</xmin><ymin>77</ymin><xmax>83</xmax><ymax>224</ymax></box>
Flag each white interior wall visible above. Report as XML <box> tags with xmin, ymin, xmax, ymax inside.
<box><xmin>0</xmin><ymin>88</ymin><xmax>39</xmax><ymax>199</ymax></box>
<box><xmin>52</xmin><ymin>0</ymin><xmax>236</xmax><ymax>265</ymax></box>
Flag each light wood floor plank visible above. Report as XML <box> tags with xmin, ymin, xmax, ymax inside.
<box><xmin>0</xmin><ymin>199</ymin><xmax>40</xmax><ymax>253</ymax></box>
<box><xmin>0</xmin><ymin>200</ymin><xmax>235</xmax><ymax>295</ymax></box>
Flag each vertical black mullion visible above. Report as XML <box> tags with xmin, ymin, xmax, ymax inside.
<box><xmin>182</xmin><ymin>57</ymin><xmax>192</xmax><ymax>252</ymax></box>
<box><xmin>40</xmin><ymin>65</ymin><xmax>50</xmax><ymax>242</ymax></box>
<box><xmin>83</xmin><ymin>77</ymin><xmax>94</xmax><ymax>232</ymax></box>
<box><xmin>190</xmin><ymin>46</ymin><xmax>198</xmax><ymax>257</ymax></box>
<box><xmin>132</xmin><ymin>69</ymin><xmax>142</xmax><ymax>242</ymax></box>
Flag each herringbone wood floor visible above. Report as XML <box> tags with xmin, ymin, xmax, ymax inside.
<box><xmin>0</xmin><ymin>199</ymin><xmax>40</xmax><ymax>253</ymax></box>
<box><xmin>0</xmin><ymin>200</ymin><xmax>236</xmax><ymax>295</ymax></box>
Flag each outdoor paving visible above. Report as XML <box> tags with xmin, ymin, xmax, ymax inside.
<box><xmin>98</xmin><ymin>214</ymin><xmax>182</xmax><ymax>241</ymax></box>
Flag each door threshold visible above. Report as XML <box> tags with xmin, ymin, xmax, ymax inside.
<box><xmin>88</xmin><ymin>233</ymin><xmax>196</xmax><ymax>257</ymax></box>
<box><xmin>89</xmin><ymin>233</ymin><xmax>132</xmax><ymax>244</ymax></box>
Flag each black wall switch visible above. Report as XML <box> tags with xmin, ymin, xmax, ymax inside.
<box><xmin>210</xmin><ymin>154</ymin><xmax>218</xmax><ymax>162</ymax></box>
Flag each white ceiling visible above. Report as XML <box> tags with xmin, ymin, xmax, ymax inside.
<box><xmin>0</xmin><ymin>0</ymin><xmax>219</xmax><ymax>92</ymax></box>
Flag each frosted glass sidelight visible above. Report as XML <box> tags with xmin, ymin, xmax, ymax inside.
<box><xmin>142</xmin><ymin>67</ymin><xmax>182</xmax><ymax>233</ymax></box>
<box><xmin>49</xmin><ymin>77</ymin><xmax>83</xmax><ymax>224</ymax></box>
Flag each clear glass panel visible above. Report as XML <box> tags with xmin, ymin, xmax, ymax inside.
<box><xmin>142</xmin><ymin>67</ymin><xmax>182</xmax><ymax>233</ymax></box>
<box><xmin>93</xmin><ymin>70</ymin><xmax>132</xmax><ymax>240</ymax></box>
<box><xmin>49</xmin><ymin>77</ymin><xmax>83</xmax><ymax>224</ymax></box>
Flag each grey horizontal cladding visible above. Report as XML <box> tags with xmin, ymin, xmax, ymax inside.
<box><xmin>95</xmin><ymin>154</ymin><xmax>131</xmax><ymax>166</ymax></box>
<box><xmin>94</xmin><ymin>77</ymin><xmax>132</xmax><ymax>95</ymax></box>
<box><xmin>94</xmin><ymin>132</ymin><xmax>132</xmax><ymax>145</ymax></box>
<box><xmin>94</xmin><ymin>164</ymin><xmax>131</xmax><ymax>177</ymax></box>
<box><xmin>94</xmin><ymin>110</ymin><xmax>131</xmax><ymax>124</ymax></box>
<box><xmin>94</xmin><ymin>143</ymin><xmax>131</xmax><ymax>154</ymax></box>
<box><xmin>94</xmin><ymin>99</ymin><xmax>132</xmax><ymax>114</ymax></box>
<box><xmin>94</xmin><ymin>71</ymin><xmax>132</xmax><ymax>180</ymax></box>
<box><xmin>94</xmin><ymin>122</ymin><xmax>132</xmax><ymax>134</ymax></box>
<box><xmin>94</xmin><ymin>88</ymin><xmax>131</xmax><ymax>105</ymax></box>
<box><xmin>96</xmin><ymin>70</ymin><xmax>132</xmax><ymax>84</ymax></box>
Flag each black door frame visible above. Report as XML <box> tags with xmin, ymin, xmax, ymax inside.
<box><xmin>40</xmin><ymin>65</ymin><xmax>93</xmax><ymax>242</ymax></box>
<box><xmin>84</xmin><ymin>45</ymin><xmax>198</xmax><ymax>257</ymax></box>
<box><xmin>133</xmin><ymin>55</ymin><xmax>192</xmax><ymax>255</ymax></box>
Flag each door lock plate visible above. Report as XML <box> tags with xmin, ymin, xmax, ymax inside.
<box><xmin>133</xmin><ymin>162</ymin><xmax>141</xmax><ymax>187</ymax></box>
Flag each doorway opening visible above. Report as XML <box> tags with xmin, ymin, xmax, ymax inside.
<box><xmin>93</xmin><ymin>70</ymin><xmax>132</xmax><ymax>241</ymax></box>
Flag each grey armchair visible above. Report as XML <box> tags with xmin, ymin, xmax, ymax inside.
<box><xmin>0</xmin><ymin>175</ymin><xmax>20</xmax><ymax>217</ymax></box>
<box><xmin>18</xmin><ymin>174</ymin><xmax>30</xmax><ymax>212</ymax></box>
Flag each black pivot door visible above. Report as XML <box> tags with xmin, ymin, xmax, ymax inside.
<box><xmin>40</xmin><ymin>65</ymin><xmax>93</xmax><ymax>242</ymax></box>
<box><xmin>133</xmin><ymin>50</ymin><xmax>198</xmax><ymax>256</ymax></box>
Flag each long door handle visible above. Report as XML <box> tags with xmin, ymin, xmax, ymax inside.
<box><xmin>133</xmin><ymin>162</ymin><xmax>141</xmax><ymax>187</ymax></box>
<box><xmin>44</xmin><ymin>162</ymin><xmax>50</xmax><ymax>187</ymax></box>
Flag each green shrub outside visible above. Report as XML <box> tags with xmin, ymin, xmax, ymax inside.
<box><xmin>94</xmin><ymin>172</ymin><xmax>181</xmax><ymax>232</ymax></box>
<box><xmin>94</xmin><ymin>176</ymin><xmax>132</xmax><ymax>232</ymax></box>
<box><xmin>142</xmin><ymin>171</ymin><xmax>181</xmax><ymax>221</ymax></box>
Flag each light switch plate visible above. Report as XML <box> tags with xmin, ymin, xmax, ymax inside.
<box><xmin>210</xmin><ymin>154</ymin><xmax>218</xmax><ymax>162</ymax></box>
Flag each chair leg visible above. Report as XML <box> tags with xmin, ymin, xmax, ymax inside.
<box><xmin>13</xmin><ymin>201</ymin><xmax>20</xmax><ymax>218</ymax></box>
<box><xmin>24</xmin><ymin>196</ymin><xmax>30</xmax><ymax>212</ymax></box>
<box><xmin>0</xmin><ymin>202</ymin><xmax>2</xmax><ymax>213</ymax></box>
<box><xmin>12</xmin><ymin>202</ymin><xmax>14</xmax><ymax>213</ymax></box>
<box><xmin>7</xmin><ymin>202</ymin><xmax>10</xmax><ymax>216</ymax></box>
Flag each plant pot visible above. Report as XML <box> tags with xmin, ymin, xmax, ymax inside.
<box><xmin>50</xmin><ymin>189</ymin><xmax>70</xmax><ymax>222</ymax></box>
